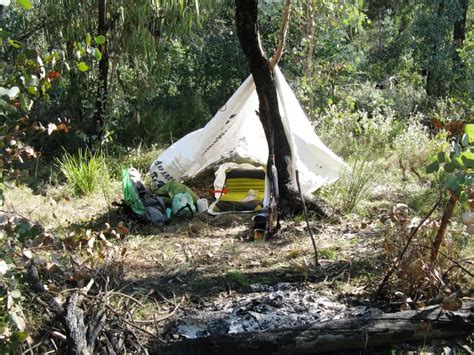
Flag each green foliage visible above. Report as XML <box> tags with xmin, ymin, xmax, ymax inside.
<box><xmin>322</xmin><ymin>158</ymin><xmax>379</xmax><ymax>214</ymax></box>
<box><xmin>425</xmin><ymin>125</ymin><xmax>474</xmax><ymax>200</ymax></box>
<box><xmin>56</xmin><ymin>149</ymin><xmax>109</xmax><ymax>196</ymax></box>
<box><xmin>393</xmin><ymin>114</ymin><xmax>449</xmax><ymax>172</ymax></box>
<box><xmin>319</xmin><ymin>247</ymin><xmax>339</xmax><ymax>260</ymax></box>
<box><xmin>317</xmin><ymin>106</ymin><xmax>404</xmax><ymax>159</ymax></box>
<box><xmin>0</xmin><ymin>219</ymin><xmax>34</xmax><ymax>352</ymax></box>
<box><xmin>0</xmin><ymin>0</ymin><xmax>472</xmax><ymax>192</ymax></box>
<box><xmin>77</xmin><ymin>62</ymin><xmax>89</xmax><ymax>72</ymax></box>
<box><xmin>16</xmin><ymin>0</ymin><xmax>32</xmax><ymax>10</ymax></box>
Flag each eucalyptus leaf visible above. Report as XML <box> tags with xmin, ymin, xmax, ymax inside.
<box><xmin>10</xmin><ymin>312</ymin><xmax>26</xmax><ymax>331</ymax></box>
<box><xmin>0</xmin><ymin>260</ymin><xmax>8</xmax><ymax>274</ymax></box>
<box><xmin>19</xmin><ymin>94</ymin><xmax>28</xmax><ymax>111</ymax></box>
<box><xmin>94</xmin><ymin>35</ymin><xmax>106</xmax><ymax>44</ymax></box>
<box><xmin>443</xmin><ymin>175</ymin><xmax>459</xmax><ymax>192</ymax></box>
<box><xmin>77</xmin><ymin>62</ymin><xmax>89</xmax><ymax>72</ymax></box>
<box><xmin>465</xmin><ymin>124</ymin><xmax>474</xmax><ymax>144</ymax></box>
<box><xmin>85</xmin><ymin>33</ymin><xmax>92</xmax><ymax>46</ymax></box>
<box><xmin>452</xmin><ymin>157</ymin><xmax>464</xmax><ymax>169</ymax></box>
<box><xmin>461</xmin><ymin>154</ymin><xmax>474</xmax><ymax>168</ymax></box>
<box><xmin>95</xmin><ymin>48</ymin><xmax>102</xmax><ymax>61</ymax></box>
<box><xmin>17</xmin><ymin>0</ymin><xmax>32</xmax><ymax>10</ymax></box>
<box><xmin>27</xmin><ymin>86</ymin><xmax>37</xmax><ymax>95</ymax></box>
<box><xmin>11</xmin><ymin>331</ymin><xmax>28</xmax><ymax>342</ymax></box>
<box><xmin>443</xmin><ymin>162</ymin><xmax>455</xmax><ymax>173</ymax></box>
<box><xmin>437</xmin><ymin>151</ymin><xmax>446</xmax><ymax>163</ymax></box>
<box><xmin>27</xmin><ymin>75</ymin><xmax>38</xmax><ymax>87</ymax></box>
<box><xmin>8</xmin><ymin>39</ymin><xmax>21</xmax><ymax>48</ymax></box>
<box><xmin>7</xmin><ymin>87</ymin><xmax>19</xmax><ymax>98</ymax></box>
<box><xmin>425</xmin><ymin>160</ymin><xmax>439</xmax><ymax>174</ymax></box>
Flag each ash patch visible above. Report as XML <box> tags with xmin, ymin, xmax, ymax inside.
<box><xmin>172</xmin><ymin>283</ymin><xmax>381</xmax><ymax>339</ymax></box>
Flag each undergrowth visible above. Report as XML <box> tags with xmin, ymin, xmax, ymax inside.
<box><xmin>321</xmin><ymin>157</ymin><xmax>379</xmax><ymax>214</ymax></box>
<box><xmin>56</xmin><ymin>149</ymin><xmax>110</xmax><ymax>197</ymax></box>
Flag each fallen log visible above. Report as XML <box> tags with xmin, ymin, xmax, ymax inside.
<box><xmin>153</xmin><ymin>302</ymin><xmax>474</xmax><ymax>355</ymax></box>
<box><xmin>65</xmin><ymin>292</ymin><xmax>91</xmax><ymax>355</ymax></box>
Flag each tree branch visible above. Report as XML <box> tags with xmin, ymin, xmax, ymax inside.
<box><xmin>269</xmin><ymin>0</ymin><xmax>292</xmax><ymax>70</ymax></box>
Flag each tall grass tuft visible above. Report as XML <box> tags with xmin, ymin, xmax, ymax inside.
<box><xmin>322</xmin><ymin>158</ymin><xmax>378</xmax><ymax>214</ymax></box>
<box><xmin>57</xmin><ymin>149</ymin><xmax>109</xmax><ymax>196</ymax></box>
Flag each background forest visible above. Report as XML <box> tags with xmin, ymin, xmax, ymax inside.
<box><xmin>1</xmin><ymin>0</ymin><xmax>472</xmax><ymax>167</ymax></box>
<box><xmin>0</xmin><ymin>0</ymin><xmax>473</xmax><ymax>353</ymax></box>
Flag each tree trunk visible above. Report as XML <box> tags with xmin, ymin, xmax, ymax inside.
<box><xmin>235</xmin><ymin>0</ymin><xmax>305</xmax><ymax>216</ymax></box>
<box><xmin>94</xmin><ymin>0</ymin><xmax>109</xmax><ymax>140</ymax></box>
<box><xmin>426</xmin><ymin>1</ymin><xmax>445</xmax><ymax>97</ymax></box>
<box><xmin>453</xmin><ymin>0</ymin><xmax>468</xmax><ymax>48</ymax></box>
<box><xmin>431</xmin><ymin>194</ymin><xmax>458</xmax><ymax>264</ymax></box>
<box><xmin>304</xmin><ymin>0</ymin><xmax>316</xmax><ymax>112</ymax></box>
<box><xmin>269</xmin><ymin>0</ymin><xmax>292</xmax><ymax>70</ymax></box>
<box><xmin>154</xmin><ymin>301</ymin><xmax>474</xmax><ymax>354</ymax></box>
<box><xmin>66</xmin><ymin>41</ymin><xmax>84</xmax><ymax>124</ymax></box>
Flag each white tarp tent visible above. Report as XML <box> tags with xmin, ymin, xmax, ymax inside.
<box><xmin>150</xmin><ymin>66</ymin><xmax>348</xmax><ymax>195</ymax></box>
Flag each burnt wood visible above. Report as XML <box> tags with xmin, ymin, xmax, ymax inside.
<box><xmin>153</xmin><ymin>302</ymin><xmax>474</xmax><ymax>354</ymax></box>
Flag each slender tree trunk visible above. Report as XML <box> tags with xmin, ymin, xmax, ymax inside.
<box><xmin>235</xmin><ymin>0</ymin><xmax>302</xmax><ymax>216</ymax></box>
<box><xmin>426</xmin><ymin>0</ymin><xmax>445</xmax><ymax>97</ymax></box>
<box><xmin>94</xmin><ymin>0</ymin><xmax>109</xmax><ymax>139</ymax></box>
<box><xmin>304</xmin><ymin>0</ymin><xmax>316</xmax><ymax>112</ymax></box>
<box><xmin>431</xmin><ymin>194</ymin><xmax>458</xmax><ymax>264</ymax></box>
<box><xmin>453</xmin><ymin>0</ymin><xmax>468</xmax><ymax>48</ymax></box>
<box><xmin>269</xmin><ymin>0</ymin><xmax>292</xmax><ymax>70</ymax></box>
<box><xmin>66</xmin><ymin>41</ymin><xmax>84</xmax><ymax>123</ymax></box>
<box><xmin>452</xmin><ymin>0</ymin><xmax>468</xmax><ymax>76</ymax></box>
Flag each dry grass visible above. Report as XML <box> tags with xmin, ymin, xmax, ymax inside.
<box><xmin>3</xmin><ymin>173</ymin><xmax>472</xmax><ymax>326</ymax></box>
<box><xmin>3</xmin><ymin>182</ymin><xmax>122</xmax><ymax>229</ymax></box>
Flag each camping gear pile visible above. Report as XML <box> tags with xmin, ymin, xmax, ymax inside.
<box><xmin>122</xmin><ymin>168</ymin><xmax>199</xmax><ymax>225</ymax></box>
<box><xmin>123</xmin><ymin>67</ymin><xmax>348</xmax><ymax>232</ymax></box>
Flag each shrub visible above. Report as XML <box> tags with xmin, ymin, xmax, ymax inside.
<box><xmin>57</xmin><ymin>149</ymin><xmax>109</xmax><ymax>196</ymax></box>
<box><xmin>321</xmin><ymin>158</ymin><xmax>379</xmax><ymax>214</ymax></box>
<box><xmin>393</xmin><ymin>113</ymin><xmax>449</xmax><ymax>180</ymax></box>
<box><xmin>316</xmin><ymin>106</ymin><xmax>402</xmax><ymax>159</ymax></box>
<box><xmin>336</xmin><ymin>79</ymin><xmax>427</xmax><ymax>118</ymax></box>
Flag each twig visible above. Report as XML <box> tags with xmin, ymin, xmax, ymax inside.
<box><xmin>21</xmin><ymin>335</ymin><xmax>48</xmax><ymax>355</ymax></box>
<box><xmin>129</xmin><ymin>328</ymin><xmax>148</xmax><ymax>354</ymax></box>
<box><xmin>109</xmin><ymin>291</ymin><xmax>147</xmax><ymax>308</ymax></box>
<box><xmin>105</xmin><ymin>305</ymin><xmax>158</xmax><ymax>338</ymax></box>
<box><xmin>133</xmin><ymin>296</ymin><xmax>184</xmax><ymax>324</ymax></box>
<box><xmin>412</xmin><ymin>243</ymin><xmax>474</xmax><ymax>278</ymax></box>
<box><xmin>51</xmin><ymin>331</ymin><xmax>67</xmax><ymax>342</ymax></box>
<box><xmin>86</xmin><ymin>309</ymin><xmax>106</xmax><ymax>347</ymax></box>
<box><xmin>295</xmin><ymin>170</ymin><xmax>319</xmax><ymax>266</ymax></box>
<box><xmin>374</xmin><ymin>198</ymin><xmax>441</xmax><ymax>300</ymax></box>
<box><xmin>28</xmin><ymin>263</ymin><xmax>64</xmax><ymax>315</ymax></box>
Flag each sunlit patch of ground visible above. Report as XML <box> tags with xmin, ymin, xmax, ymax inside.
<box><xmin>3</xmin><ymin>173</ymin><xmax>472</xmax><ymax>352</ymax></box>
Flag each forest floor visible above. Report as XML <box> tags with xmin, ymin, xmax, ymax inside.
<box><xmin>2</xmin><ymin>169</ymin><xmax>473</xmax><ymax>353</ymax></box>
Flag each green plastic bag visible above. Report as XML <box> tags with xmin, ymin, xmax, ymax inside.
<box><xmin>158</xmin><ymin>181</ymin><xmax>198</xmax><ymax>205</ymax></box>
<box><xmin>122</xmin><ymin>168</ymin><xmax>145</xmax><ymax>216</ymax></box>
<box><xmin>172</xmin><ymin>192</ymin><xmax>196</xmax><ymax>217</ymax></box>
